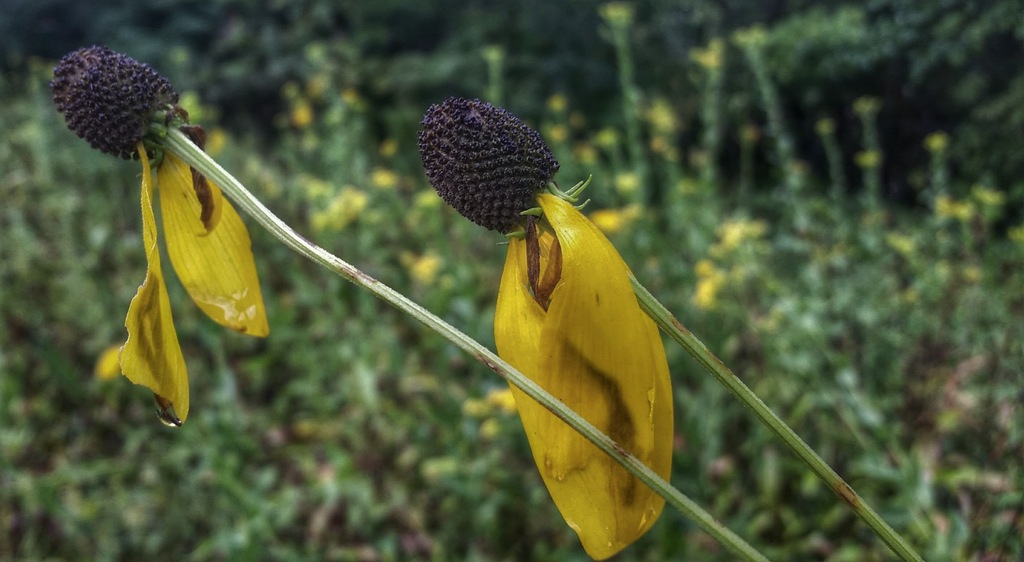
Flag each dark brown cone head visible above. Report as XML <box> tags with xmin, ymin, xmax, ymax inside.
<box><xmin>51</xmin><ymin>46</ymin><xmax>179</xmax><ymax>160</ymax></box>
<box><xmin>418</xmin><ymin>97</ymin><xmax>559</xmax><ymax>233</ymax></box>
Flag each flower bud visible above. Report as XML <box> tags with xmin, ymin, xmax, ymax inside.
<box><xmin>418</xmin><ymin>97</ymin><xmax>559</xmax><ymax>233</ymax></box>
<box><xmin>51</xmin><ymin>46</ymin><xmax>179</xmax><ymax>160</ymax></box>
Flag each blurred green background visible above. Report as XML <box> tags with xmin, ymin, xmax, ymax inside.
<box><xmin>2</xmin><ymin>1</ymin><xmax>1022</xmax><ymax>560</ymax></box>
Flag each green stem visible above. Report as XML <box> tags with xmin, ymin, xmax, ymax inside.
<box><xmin>163</xmin><ymin>128</ymin><xmax>769</xmax><ymax>562</ymax></box>
<box><xmin>608</xmin><ymin>20</ymin><xmax>647</xmax><ymax>205</ymax></box>
<box><xmin>698</xmin><ymin>55</ymin><xmax>724</xmax><ymax>188</ymax></box>
<box><xmin>629</xmin><ymin>277</ymin><xmax>924</xmax><ymax>562</ymax></box>
<box><xmin>739</xmin><ymin>43</ymin><xmax>800</xmax><ymax>194</ymax></box>
<box><xmin>818</xmin><ymin>124</ymin><xmax>847</xmax><ymax>201</ymax></box>
<box><xmin>482</xmin><ymin>45</ymin><xmax>505</xmax><ymax>107</ymax></box>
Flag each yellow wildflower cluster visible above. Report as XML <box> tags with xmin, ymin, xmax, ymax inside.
<box><xmin>414</xmin><ymin>189</ymin><xmax>442</xmax><ymax>211</ymax></box>
<box><xmin>970</xmin><ymin>184</ymin><xmax>1005</xmax><ymax>208</ymax></box>
<box><xmin>545</xmin><ymin>123</ymin><xmax>569</xmax><ymax>144</ymax></box>
<box><xmin>205</xmin><ymin>127</ymin><xmax>228</xmax><ymax>156</ymax></box>
<box><xmin>594</xmin><ymin>127</ymin><xmax>619</xmax><ymax>150</ymax></box>
<box><xmin>540</xmin><ymin>92</ymin><xmax>573</xmax><ymax>145</ymax></box>
<box><xmin>485</xmin><ymin>387</ymin><xmax>517</xmax><ymax>413</ymax></box>
<box><xmin>692</xmin><ymin>219</ymin><xmax>770</xmax><ymax>310</ymax></box>
<box><xmin>649</xmin><ymin>135</ymin><xmax>668</xmax><ymax>155</ymax></box>
<box><xmin>370</xmin><ymin>167</ymin><xmax>399</xmax><ymax>190</ymax></box>
<box><xmin>934</xmin><ymin>194</ymin><xmax>975</xmax><ymax>222</ymax></box>
<box><xmin>924</xmin><ymin>131</ymin><xmax>949</xmax><ymax>154</ymax></box>
<box><xmin>298</xmin><ymin>173</ymin><xmax>332</xmax><ymax>200</ymax></box>
<box><xmin>1007</xmin><ymin>225</ymin><xmax>1024</xmax><ymax>244</ymax></box>
<box><xmin>290</xmin><ymin>100</ymin><xmax>314</xmax><ymax>129</ymax></box>
<box><xmin>645</xmin><ymin>97</ymin><xmax>678</xmax><ymax>134</ymax></box>
<box><xmin>692</xmin><ymin>259</ymin><xmax>727</xmax><ymax>310</ymax></box>
<box><xmin>462</xmin><ymin>397</ymin><xmax>490</xmax><ymax>417</ymax></box>
<box><xmin>962</xmin><ymin>266</ymin><xmax>982</xmax><ymax>284</ymax></box>
<box><xmin>650</xmin><ymin>135</ymin><xmax>678</xmax><ymax>161</ymax></box>
<box><xmin>853</xmin><ymin>96</ymin><xmax>882</xmax><ymax>116</ymax></box>
<box><xmin>401</xmin><ymin>250</ymin><xmax>444</xmax><ymax>285</ymax></box>
<box><xmin>462</xmin><ymin>387</ymin><xmax>518</xmax><ymax>440</ymax></box>
<box><xmin>341</xmin><ymin>87</ymin><xmax>362</xmax><ymax>107</ymax></box>
<box><xmin>901</xmin><ymin>288</ymin><xmax>919</xmax><ymax>304</ymax></box>
<box><xmin>310</xmin><ymin>186</ymin><xmax>369</xmax><ymax>232</ymax></box>
<box><xmin>305</xmin><ymin>73</ymin><xmax>330</xmax><ymax>100</ymax></box>
<box><xmin>676</xmin><ymin>177</ymin><xmax>699</xmax><ymax>196</ymax></box>
<box><xmin>614</xmin><ymin>172</ymin><xmax>641</xmax><ymax>196</ymax></box>
<box><xmin>732</xmin><ymin>25</ymin><xmax>766</xmax><ymax>48</ymax></box>
<box><xmin>885</xmin><ymin>233</ymin><xmax>916</xmax><ymax>258</ymax></box>
<box><xmin>481</xmin><ymin>45</ymin><xmax>505</xmax><ymax>66</ymax></box>
<box><xmin>589</xmin><ymin>204</ymin><xmax>643</xmax><ymax>235</ymax></box>
<box><xmin>478</xmin><ymin>419</ymin><xmax>501</xmax><ymax>440</ymax></box>
<box><xmin>690</xmin><ymin>38</ymin><xmax>724</xmax><ymax>70</ymax></box>
<box><xmin>599</xmin><ymin>2</ymin><xmax>634</xmax><ymax>27</ymax></box>
<box><xmin>379</xmin><ymin>138</ymin><xmax>398</xmax><ymax>158</ymax></box>
<box><xmin>547</xmin><ymin>93</ymin><xmax>568</xmax><ymax>113</ymax></box>
<box><xmin>710</xmin><ymin>218</ymin><xmax>768</xmax><ymax>257</ymax></box>
<box><xmin>573</xmin><ymin>142</ymin><xmax>599</xmax><ymax>165</ymax></box>
<box><xmin>304</xmin><ymin>42</ymin><xmax>328</xmax><ymax>65</ymax></box>
<box><xmin>855</xmin><ymin>150</ymin><xmax>882</xmax><ymax>169</ymax></box>
<box><xmin>404</xmin><ymin>190</ymin><xmax>444</xmax><ymax>232</ymax></box>
<box><xmin>177</xmin><ymin>91</ymin><xmax>218</xmax><ymax>123</ymax></box>
<box><xmin>421</xmin><ymin>456</ymin><xmax>459</xmax><ymax>482</ymax></box>
<box><xmin>168</xmin><ymin>45</ymin><xmax>190</xmax><ymax>67</ymax></box>
<box><xmin>815</xmin><ymin>118</ymin><xmax>835</xmax><ymax>136</ymax></box>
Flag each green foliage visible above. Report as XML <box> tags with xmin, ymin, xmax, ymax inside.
<box><xmin>8</xmin><ymin>0</ymin><xmax>1024</xmax><ymax>191</ymax></box>
<box><xmin>741</xmin><ymin>0</ymin><xmax>1024</xmax><ymax>195</ymax></box>
<box><xmin>3</xmin><ymin>5</ymin><xmax>1024</xmax><ymax>561</ymax></box>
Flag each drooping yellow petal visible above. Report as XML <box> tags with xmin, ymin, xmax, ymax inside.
<box><xmin>494</xmin><ymin>193</ymin><xmax>673</xmax><ymax>560</ymax></box>
<box><xmin>157</xmin><ymin>152</ymin><xmax>268</xmax><ymax>336</ymax></box>
<box><xmin>120</xmin><ymin>147</ymin><xmax>190</xmax><ymax>422</ymax></box>
<box><xmin>496</xmin><ymin>234</ymin><xmax>548</xmax><ymax>434</ymax></box>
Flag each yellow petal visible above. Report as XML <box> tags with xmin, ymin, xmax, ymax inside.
<box><xmin>157</xmin><ymin>152</ymin><xmax>268</xmax><ymax>336</ymax></box>
<box><xmin>120</xmin><ymin>147</ymin><xmax>190</xmax><ymax>422</ymax></box>
<box><xmin>494</xmin><ymin>194</ymin><xmax>673</xmax><ymax>560</ymax></box>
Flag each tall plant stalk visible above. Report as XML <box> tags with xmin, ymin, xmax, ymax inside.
<box><xmin>631</xmin><ymin>277</ymin><xmax>924</xmax><ymax>562</ymax></box>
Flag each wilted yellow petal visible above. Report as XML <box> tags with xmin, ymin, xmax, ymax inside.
<box><xmin>495</xmin><ymin>194</ymin><xmax>673</xmax><ymax>560</ymax></box>
<box><xmin>157</xmin><ymin>152</ymin><xmax>268</xmax><ymax>336</ymax></box>
<box><xmin>495</xmin><ymin>233</ymin><xmax>547</xmax><ymax>417</ymax></box>
<box><xmin>120</xmin><ymin>147</ymin><xmax>190</xmax><ymax>422</ymax></box>
<box><xmin>94</xmin><ymin>344</ymin><xmax>122</xmax><ymax>381</ymax></box>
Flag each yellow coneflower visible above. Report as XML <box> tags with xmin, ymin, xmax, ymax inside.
<box><xmin>52</xmin><ymin>46</ymin><xmax>268</xmax><ymax>425</ymax></box>
<box><xmin>419</xmin><ymin>97</ymin><xmax>673</xmax><ymax>559</ymax></box>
